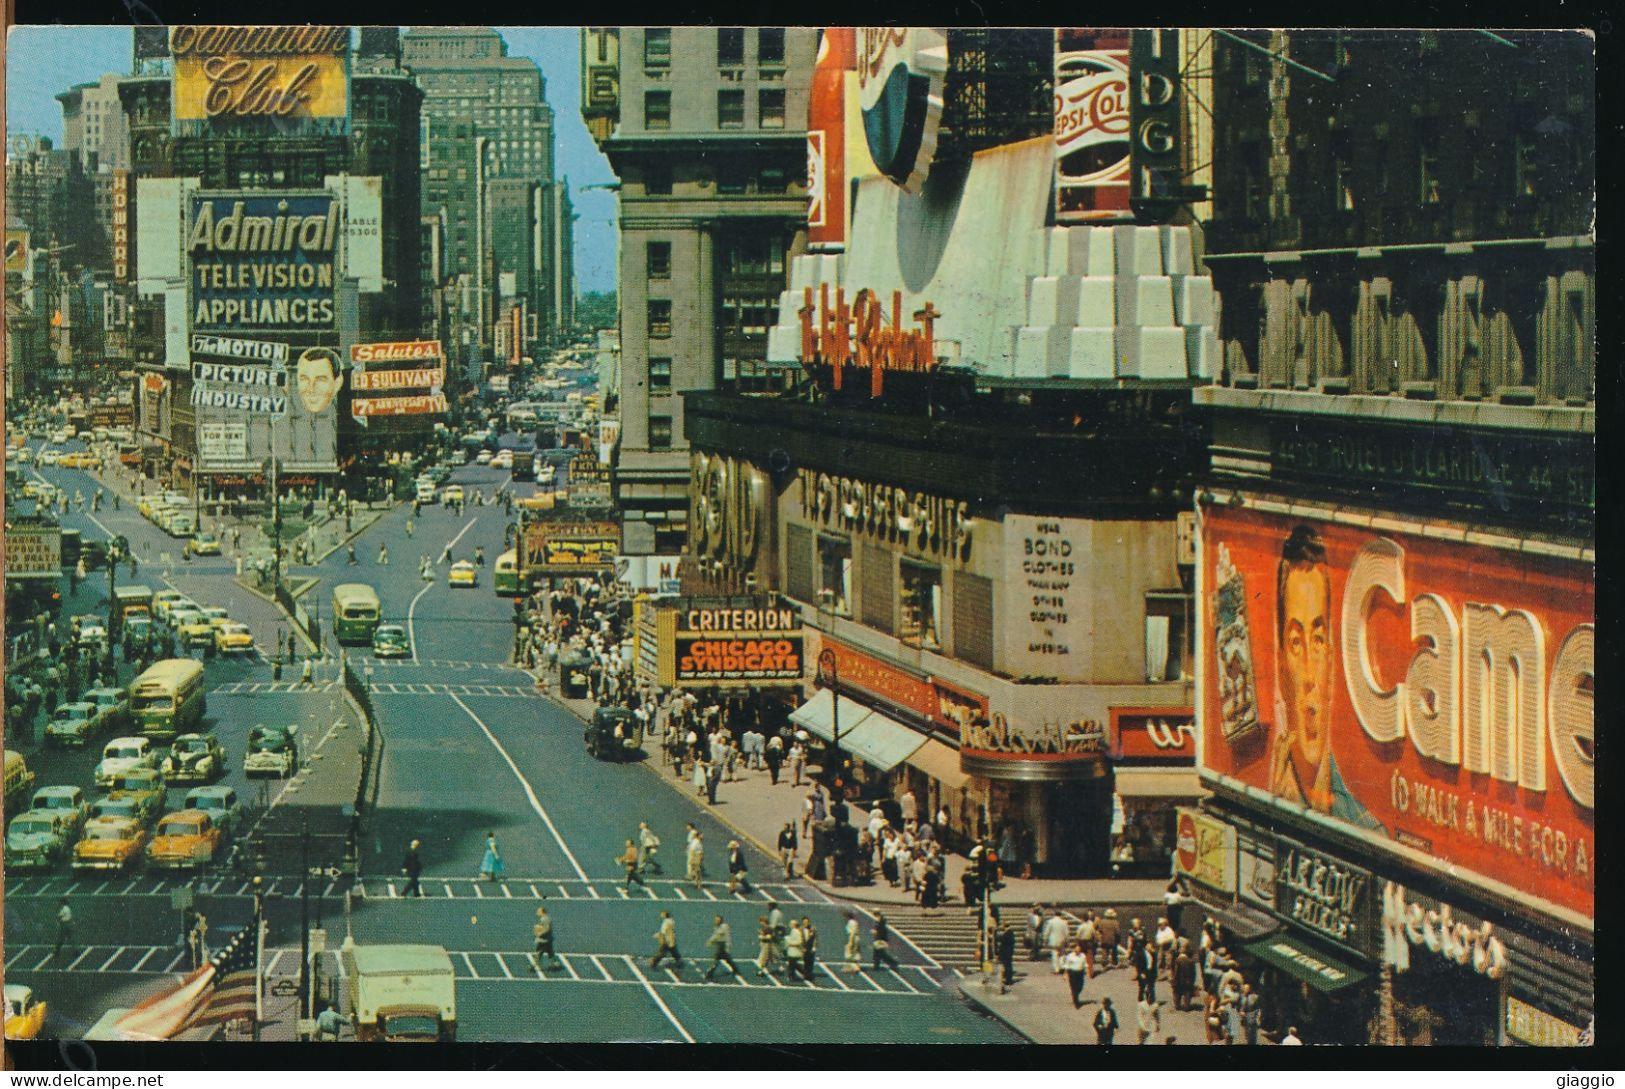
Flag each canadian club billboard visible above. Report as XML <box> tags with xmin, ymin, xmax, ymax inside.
<box><xmin>1198</xmin><ymin>501</ymin><xmax>1594</xmax><ymax>920</ymax></box>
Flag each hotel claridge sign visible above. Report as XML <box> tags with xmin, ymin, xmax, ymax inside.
<box><xmin>1</xmin><ymin>25</ymin><xmax>1593</xmax><ymax>1055</ymax></box>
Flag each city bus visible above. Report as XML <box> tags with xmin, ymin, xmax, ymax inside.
<box><xmin>493</xmin><ymin>550</ymin><xmax>521</xmax><ymax>595</ymax></box>
<box><xmin>130</xmin><ymin>658</ymin><xmax>207</xmax><ymax>742</ymax></box>
<box><xmin>332</xmin><ymin>584</ymin><xmax>382</xmax><ymax>645</ymax></box>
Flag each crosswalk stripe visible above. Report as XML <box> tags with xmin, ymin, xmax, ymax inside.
<box><xmin>131</xmin><ymin>947</ymin><xmax>160</xmax><ymax>972</ymax></box>
<box><xmin>66</xmin><ymin>947</ymin><xmax>97</xmax><ymax>971</ymax></box>
<box><xmin>497</xmin><ymin>954</ymin><xmax>514</xmax><ymax>979</ymax></box>
<box><xmin>97</xmin><ymin>947</ymin><xmax>125</xmax><ymax>972</ymax></box>
<box><xmin>819</xmin><ymin>963</ymin><xmax>853</xmax><ymax>991</ymax></box>
<box><xmin>559</xmin><ymin>955</ymin><xmax>581</xmax><ymax>981</ymax></box>
<box><xmin>588</xmin><ymin>955</ymin><xmax>612</xmax><ymax>981</ymax></box>
<box><xmin>882</xmin><ymin>966</ymin><xmax>921</xmax><ymax>994</ymax></box>
<box><xmin>459</xmin><ymin>952</ymin><xmax>479</xmax><ymax>979</ymax></box>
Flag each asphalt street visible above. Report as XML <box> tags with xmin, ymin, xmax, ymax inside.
<box><xmin>6</xmin><ymin>441</ymin><xmax>1023</xmax><ymax>1044</ymax></box>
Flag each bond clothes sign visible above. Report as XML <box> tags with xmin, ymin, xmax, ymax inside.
<box><xmin>349</xmin><ymin>341</ymin><xmax>447</xmax><ymax>419</ymax></box>
<box><xmin>1004</xmin><ymin>515</ymin><xmax>1083</xmax><ymax>665</ymax></box>
<box><xmin>1273</xmin><ymin>836</ymin><xmax>1376</xmax><ymax>956</ymax></box>
<box><xmin>188</xmin><ymin>193</ymin><xmax>338</xmax><ymax>330</ymax></box>
<box><xmin>1174</xmin><ymin>807</ymin><xmax>1236</xmax><ymax>894</ymax></box>
<box><xmin>170</xmin><ymin>26</ymin><xmax>350</xmax><ymax>123</ymax></box>
<box><xmin>1198</xmin><ymin>501</ymin><xmax>1595</xmax><ymax>920</ymax></box>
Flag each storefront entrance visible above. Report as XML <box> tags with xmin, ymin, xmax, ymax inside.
<box><xmin>1391</xmin><ymin>953</ymin><xmax>1502</xmax><ymax>1046</ymax></box>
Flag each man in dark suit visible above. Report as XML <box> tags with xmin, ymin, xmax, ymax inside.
<box><xmin>402</xmin><ymin>839</ymin><xmax>424</xmax><ymax>897</ymax></box>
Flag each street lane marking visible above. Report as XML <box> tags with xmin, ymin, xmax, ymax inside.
<box><xmin>31</xmin><ymin>951</ymin><xmax>54</xmax><ymax>971</ymax></box>
<box><xmin>62</xmin><ymin>882</ymin><xmax>80</xmax><ymax>895</ymax></box>
<box><xmin>67</xmin><ymin>947</ymin><xmax>98</xmax><ymax>971</ymax></box>
<box><xmin>780</xmin><ymin>886</ymin><xmax>806</xmax><ymax>903</ymax></box>
<box><xmin>851</xmin><ymin>967</ymin><xmax>885</xmax><ymax>992</ymax></box>
<box><xmin>444</xmin><ymin>883</ymin><xmax>455</xmax><ymax>897</ymax></box>
<box><xmin>502</xmin><ymin>884</ymin><xmax>513</xmax><ymax>898</ymax></box>
<box><xmin>558</xmin><ymin>885</ymin><xmax>570</xmax><ymax>899</ymax></box>
<box><xmin>266</xmin><ymin>949</ymin><xmax>286</xmax><ymax>976</ymax></box>
<box><xmin>559</xmin><ymin>955</ymin><xmax>581</xmax><ymax>981</ymax></box>
<box><xmin>131</xmin><ymin>948</ymin><xmax>160</xmax><ymax>972</ymax></box>
<box><xmin>701</xmin><ymin>886</ymin><xmax>717</xmax><ymax>900</ymax></box>
<box><xmin>497</xmin><ymin>954</ymin><xmax>514</xmax><ymax>979</ymax></box>
<box><xmin>819</xmin><ymin>963</ymin><xmax>853</xmax><ymax>991</ymax></box>
<box><xmin>623</xmin><ymin>955</ymin><xmax>695</xmax><ymax>1044</ymax></box>
<box><xmin>407</xmin><ymin>580</ymin><xmax>433</xmax><ymax>663</ymax></box>
<box><xmin>672</xmin><ymin>887</ymin><xmax>689</xmax><ymax>900</ymax></box>
<box><xmin>474</xmin><ymin>883</ymin><xmax>486</xmax><ymax>898</ymax></box>
<box><xmin>152</xmin><ymin>879</ymin><xmax>166</xmax><ymax>893</ymax></box>
<box><xmin>616</xmin><ymin>887</ymin><xmax>629</xmax><ymax>899</ymax></box>
<box><xmin>882</xmin><ymin>966</ymin><xmax>921</xmax><ymax>994</ymax></box>
<box><xmin>459</xmin><ymin>952</ymin><xmax>479</xmax><ymax>979</ymax></box>
<box><xmin>451</xmin><ymin>692</ymin><xmax>592</xmax><ymax>885</ymax></box>
<box><xmin>98</xmin><ymin>948</ymin><xmax>126</xmax><ymax>972</ymax></box>
<box><xmin>528</xmin><ymin>883</ymin><xmax>540</xmax><ymax>898</ymax></box>
<box><xmin>387</xmin><ymin>882</ymin><xmax>397</xmax><ymax>897</ymax></box>
<box><xmin>587</xmin><ymin>955</ymin><xmax>613</xmax><ymax>982</ymax></box>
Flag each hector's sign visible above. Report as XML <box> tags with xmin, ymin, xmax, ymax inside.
<box><xmin>1199</xmin><ymin>501</ymin><xmax>1595</xmax><ymax>919</ymax></box>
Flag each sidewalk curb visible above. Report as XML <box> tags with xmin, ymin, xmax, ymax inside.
<box><xmin>313</xmin><ymin>506</ymin><xmax>391</xmax><ymax>566</ymax></box>
<box><xmin>954</xmin><ymin>976</ymin><xmax>1039</xmax><ymax>1043</ymax></box>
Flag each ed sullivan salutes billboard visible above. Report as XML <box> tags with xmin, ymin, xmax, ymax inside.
<box><xmin>1199</xmin><ymin>502</ymin><xmax>1593</xmax><ymax>920</ymax></box>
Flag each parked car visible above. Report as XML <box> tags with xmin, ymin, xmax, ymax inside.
<box><xmin>145</xmin><ymin>810</ymin><xmax>222</xmax><ymax>870</ymax></box>
<box><xmin>44</xmin><ymin>703</ymin><xmax>98</xmax><ymax>749</ymax></box>
<box><xmin>72</xmin><ymin>816</ymin><xmax>148</xmax><ymax>872</ymax></box>
<box><xmin>106</xmin><ymin>767</ymin><xmax>168</xmax><ymax>824</ymax></box>
<box><xmin>214</xmin><ymin>622</ymin><xmax>256</xmax><ymax>656</ymax></box>
<box><xmin>184</xmin><ymin>785</ymin><xmax>244</xmax><ymax>838</ymax></box>
<box><xmin>5</xmin><ymin>811</ymin><xmax>69</xmax><ymax>871</ymax></box>
<box><xmin>83</xmin><ymin>687</ymin><xmax>129</xmax><ymax>735</ymax></box>
<box><xmin>243</xmin><ymin>724</ymin><xmax>299</xmax><ymax>778</ymax></box>
<box><xmin>95</xmin><ymin>736</ymin><xmax>155</xmax><ymax>788</ymax></box>
<box><xmin>185</xmin><ymin>532</ymin><xmax>222</xmax><ymax>556</ymax></box>
<box><xmin>4</xmin><ymin>986</ymin><xmax>47</xmax><ymax>1041</ymax></box>
<box><xmin>29</xmin><ymin>785</ymin><xmax>89</xmax><ymax>838</ymax></box>
<box><xmin>371</xmin><ymin>624</ymin><xmax>411</xmax><ymax>659</ymax></box>
<box><xmin>584</xmin><ymin>707</ymin><xmax>641</xmax><ymax>762</ymax></box>
<box><xmin>162</xmin><ymin>734</ymin><xmax>225</xmax><ymax>784</ymax></box>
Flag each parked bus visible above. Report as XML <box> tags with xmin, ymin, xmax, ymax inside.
<box><xmin>332</xmin><ymin>583</ymin><xmax>382</xmax><ymax>645</ymax></box>
<box><xmin>493</xmin><ymin>550</ymin><xmax>521</xmax><ymax>595</ymax></box>
<box><xmin>130</xmin><ymin>659</ymin><xmax>207</xmax><ymax>741</ymax></box>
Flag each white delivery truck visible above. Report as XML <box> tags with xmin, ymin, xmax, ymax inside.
<box><xmin>342</xmin><ymin>943</ymin><xmax>456</xmax><ymax>1042</ymax></box>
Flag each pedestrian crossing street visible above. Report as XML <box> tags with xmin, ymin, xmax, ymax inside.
<box><xmin>3</xmin><ymin>943</ymin><xmax>942</xmax><ymax>997</ymax></box>
<box><xmin>211</xmin><ymin>680</ymin><xmax>341</xmax><ymax>695</ymax></box>
<box><xmin>358</xmin><ymin>874</ymin><xmax>835</xmax><ymax>906</ymax></box>
<box><xmin>364</xmin><ymin>682</ymin><xmax>542</xmax><ymax>698</ymax></box>
<box><xmin>4</xmin><ymin>873</ymin><xmax>834</xmax><ymax>907</ymax></box>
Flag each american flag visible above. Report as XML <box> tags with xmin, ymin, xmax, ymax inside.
<box><xmin>112</xmin><ymin>927</ymin><xmax>258</xmax><ymax>1040</ymax></box>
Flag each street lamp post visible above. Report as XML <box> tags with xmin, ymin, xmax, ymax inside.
<box><xmin>816</xmin><ymin>648</ymin><xmax>840</xmax><ymax>789</ymax></box>
<box><xmin>251</xmin><ymin>875</ymin><xmax>264</xmax><ymax>1043</ymax></box>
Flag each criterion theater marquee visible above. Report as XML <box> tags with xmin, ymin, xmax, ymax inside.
<box><xmin>652</xmin><ymin>600</ymin><xmax>806</xmax><ymax>688</ymax></box>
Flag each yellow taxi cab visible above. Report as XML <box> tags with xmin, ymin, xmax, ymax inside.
<box><xmin>443</xmin><ymin>484</ymin><xmax>465</xmax><ymax>504</ymax></box>
<box><xmin>214</xmin><ymin>622</ymin><xmax>256</xmax><ymax>655</ymax></box>
<box><xmin>448</xmin><ymin>560</ymin><xmax>478</xmax><ymax>588</ymax></box>
<box><xmin>59</xmin><ymin>451</ymin><xmax>102</xmax><ymax>469</ymax></box>
<box><xmin>515</xmin><ymin>491</ymin><xmax>558</xmax><ymax>511</ymax></box>
<box><xmin>145</xmin><ymin>810</ymin><xmax>222</xmax><ymax>870</ymax></box>
<box><xmin>72</xmin><ymin>815</ymin><xmax>149</xmax><ymax>872</ymax></box>
<box><xmin>152</xmin><ymin>589</ymin><xmax>189</xmax><ymax>621</ymax></box>
<box><xmin>5</xmin><ymin>985</ymin><xmax>47</xmax><ymax>1040</ymax></box>
<box><xmin>177</xmin><ymin>611</ymin><xmax>216</xmax><ymax>650</ymax></box>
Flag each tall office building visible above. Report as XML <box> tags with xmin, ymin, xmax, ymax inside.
<box><xmin>580</xmin><ymin>26</ymin><xmax>818</xmax><ymax>557</ymax></box>
<box><xmin>403</xmin><ymin>27</ymin><xmax>561</xmax><ymax>366</ymax></box>
<box><xmin>56</xmin><ymin>73</ymin><xmax>132</xmax><ymax>173</ymax></box>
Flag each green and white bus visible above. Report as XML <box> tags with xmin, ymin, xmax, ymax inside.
<box><xmin>493</xmin><ymin>550</ymin><xmax>522</xmax><ymax>596</ymax></box>
<box><xmin>332</xmin><ymin>583</ymin><xmax>382</xmax><ymax>645</ymax></box>
<box><xmin>130</xmin><ymin>658</ymin><xmax>207</xmax><ymax>741</ymax></box>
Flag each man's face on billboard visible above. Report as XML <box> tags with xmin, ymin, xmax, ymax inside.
<box><xmin>296</xmin><ymin>350</ymin><xmax>341</xmax><ymax>414</ymax></box>
<box><xmin>1279</xmin><ymin>564</ymin><xmax>1332</xmax><ymax>781</ymax></box>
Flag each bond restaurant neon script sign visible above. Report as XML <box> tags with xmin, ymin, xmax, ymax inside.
<box><xmin>798</xmin><ymin>285</ymin><xmax>942</xmax><ymax>397</ymax></box>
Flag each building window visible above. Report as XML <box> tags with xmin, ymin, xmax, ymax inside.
<box><xmin>1513</xmin><ymin>136</ymin><xmax>1539</xmax><ymax>199</ymax></box>
<box><xmin>717</xmin><ymin>163</ymin><xmax>748</xmax><ymax>194</ymax></box>
<box><xmin>648</xmin><ymin>300</ymin><xmax>672</xmax><ymax>338</ymax></box>
<box><xmin>1145</xmin><ymin>592</ymin><xmax>1192</xmax><ymax>682</ymax></box>
<box><xmin>648</xmin><ymin>356</ymin><xmax>672</xmax><ymax>390</ymax></box>
<box><xmin>758</xmin><ymin>167</ymin><xmax>788</xmax><ymax>194</ymax></box>
<box><xmin>644</xmin><ymin>164</ymin><xmax>673</xmax><ymax>195</ymax></box>
<box><xmin>649</xmin><ymin>415</ymin><xmax>673</xmax><ymax>449</ymax></box>
<box><xmin>644</xmin><ymin>91</ymin><xmax>671</xmax><ymax>130</ymax></box>
<box><xmin>899</xmin><ymin>562</ymin><xmax>942</xmax><ymax>650</ymax></box>
<box><xmin>718</xmin><ymin>89</ymin><xmax>745</xmax><ymax>129</ymax></box>
<box><xmin>759</xmin><ymin>89</ymin><xmax>786</xmax><ymax>129</ymax></box>
<box><xmin>645</xmin><ymin>28</ymin><xmax>671</xmax><ymax>68</ymax></box>
<box><xmin>1419</xmin><ymin>150</ymin><xmax>1441</xmax><ymax>205</ymax></box>
<box><xmin>718</xmin><ymin>27</ymin><xmax>745</xmax><ymax>67</ymax></box>
<box><xmin>1334</xmin><ymin>158</ymin><xmax>1355</xmax><ymax>212</ymax></box>
<box><xmin>816</xmin><ymin>534</ymin><xmax>852</xmax><ymax>615</ymax></box>
<box><xmin>647</xmin><ymin>241</ymin><xmax>671</xmax><ymax>279</ymax></box>
<box><xmin>758</xmin><ymin>28</ymin><xmax>785</xmax><ymax>66</ymax></box>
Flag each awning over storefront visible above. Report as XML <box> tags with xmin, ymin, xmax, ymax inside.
<box><xmin>1245</xmin><ymin>934</ymin><xmax>1368</xmax><ymax>994</ymax></box>
<box><xmin>837</xmin><ymin>709</ymin><xmax>927</xmax><ymax>773</ymax></box>
<box><xmin>789</xmin><ymin>689</ymin><xmax>880</xmax><ymax>741</ymax></box>
<box><xmin>905</xmin><ymin>737</ymin><xmax>972</xmax><ymax>791</ymax></box>
<box><xmin>1113</xmin><ymin>767</ymin><xmax>1206</xmax><ymax>798</ymax></box>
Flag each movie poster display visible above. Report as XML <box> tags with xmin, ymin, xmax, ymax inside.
<box><xmin>1198</xmin><ymin>501</ymin><xmax>1594</xmax><ymax>920</ymax></box>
